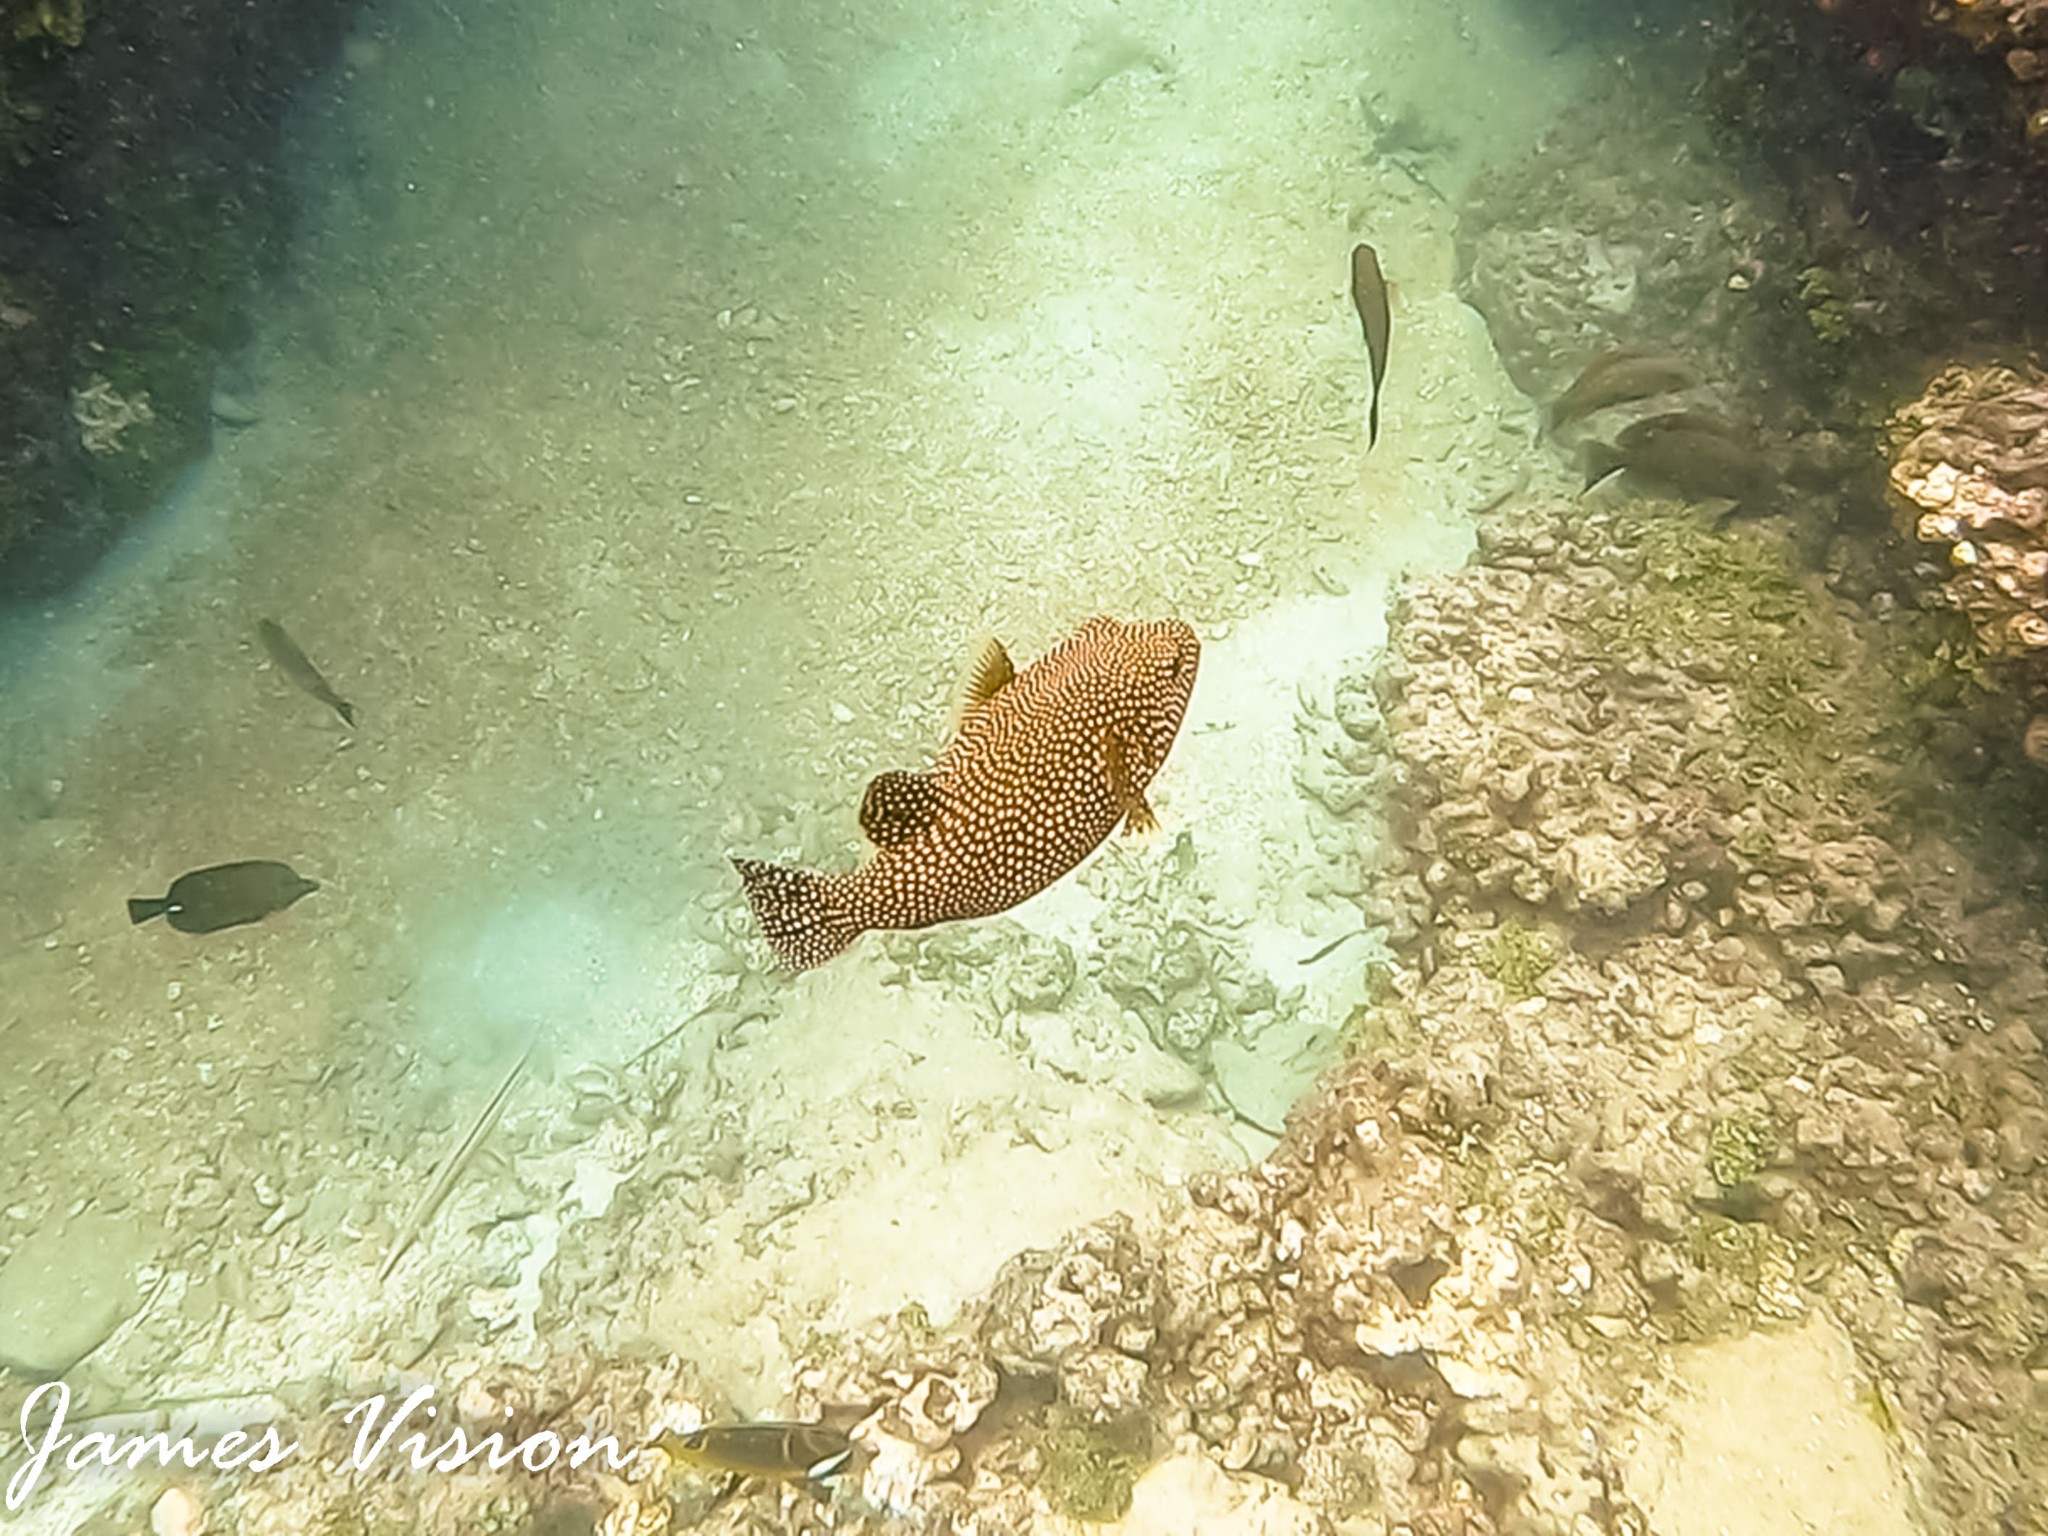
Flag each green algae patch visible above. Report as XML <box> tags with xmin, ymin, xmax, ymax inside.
<box><xmin>1037</xmin><ymin>1410</ymin><xmax>1151</xmax><ymax>1522</ymax></box>
<box><xmin>1797</xmin><ymin>265</ymin><xmax>1854</xmax><ymax>345</ymax></box>
<box><xmin>1581</xmin><ymin>513</ymin><xmax>1886</xmax><ymax>822</ymax></box>
<box><xmin>1474</xmin><ymin>920</ymin><xmax>1557</xmax><ymax>999</ymax></box>
<box><xmin>1707</xmin><ymin>1111</ymin><xmax>1775</xmax><ymax>1192</ymax></box>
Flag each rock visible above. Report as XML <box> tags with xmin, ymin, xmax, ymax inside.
<box><xmin>0</xmin><ymin>1210</ymin><xmax>154</xmax><ymax>1377</ymax></box>
<box><xmin>985</xmin><ymin>1218</ymin><xmax>1158</xmax><ymax>1378</ymax></box>
<box><xmin>1557</xmin><ymin>831</ymin><xmax>1666</xmax><ymax>915</ymax></box>
<box><xmin>1060</xmin><ymin>1344</ymin><xmax>1151</xmax><ymax>1420</ymax></box>
<box><xmin>1128</xmin><ymin>1046</ymin><xmax>1206</xmax><ymax>1110</ymax></box>
<box><xmin>1460</xmin><ymin>227</ymin><xmax>1642</xmax><ymax>399</ymax></box>
<box><xmin>151</xmin><ymin>1486</ymin><xmax>207</xmax><ymax>1536</ymax></box>
<box><xmin>209</xmin><ymin>387</ymin><xmax>262</xmax><ymax>427</ymax></box>
<box><xmin>1330</xmin><ymin>679</ymin><xmax>1382</xmax><ymax>745</ymax></box>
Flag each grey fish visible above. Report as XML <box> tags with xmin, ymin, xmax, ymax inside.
<box><xmin>1546</xmin><ymin>348</ymin><xmax>1695</xmax><ymax>432</ymax></box>
<box><xmin>1350</xmin><ymin>242</ymin><xmax>1390</xmax><ymax>449</ymax></box>
<box><xmin>258</xmin><ymin>618</ymin><xmax>355</xmax><ymax>728</ymax></box>
<box><xmin>734</xmin><ymin>616</ymin><xmax>1199</xmax><ymax>970</ymax></box>
<box><xmin>128</xmin><ymin>860</ymin><xmax>319</xmax><ymax>933</ymax></box>
<box><xmin>649</xmin><ymin>1423</ymin><xmax>853</xmax><ymax>1485</ymax></box>
<box><xmin>1583</xmin><ymin>412</ymin><xmax>1773</xmax><ymax>511</ymax></box>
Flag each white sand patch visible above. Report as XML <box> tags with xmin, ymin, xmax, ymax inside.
<box><xmin>1098</xmin><ymin>1450</ymin><xmax>1329</xmax><ymax>1535</ymax></box>
<box><xmin>639</xmin><ymin>962</ymin><xmax>1233</xmax><ymax>1413</ymax></box>
<box><xmin>1619</xmin><ymin>1312</ymin><xmax>1927</xmax><ymax>1536</ymax></box>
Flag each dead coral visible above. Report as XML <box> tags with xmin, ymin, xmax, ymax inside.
<box><xmin>70</xmin><ymin>374</ymin><xmax>154</xmax><ymax>455</ymax></box>
<box><xmin>1346</xmin><ymin>487</ymin><xmax>2048</xmax><ymax>1530</ymax></box>
<box><xmin>1334</xmin><ymin>498</ymin><xmax>1938</xmax><ymax>1007</ymax></box>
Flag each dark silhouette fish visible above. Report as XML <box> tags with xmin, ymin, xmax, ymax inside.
<box><xmin>649</xmin><ymin>1423</ymin><xmax>853</xmax><ymax>1485</ymax></box>
<box><xmin>128</xmin><ymin>860</ymin><xmax>320</xmax><ymax>933</ymax></box>
<box><xmin>257</xmin><ymin>618</ymin><xmax>355</xmax><ymax>728</ymax></box>
<box><xmin>733</xmin><ymin>616</ymin><xmax>1200</xmax><ymax>970</ymax></box>
<box><xmin>1583</xmin><ymin>411</ymin><xmax>1773</xmax><ymax>512</ymax></box>
<box><xmin>1546</xmin><ymin>348</ymin><xmax>1695</xmax><ymax>432</ymax></box>
<box><xmin>1350</xmin><ymin>242</ymin><xmax>1390</xmax><ymax>449</ymax></box>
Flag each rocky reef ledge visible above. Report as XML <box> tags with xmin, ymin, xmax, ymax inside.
<box><xmin>153</xmin><ymin>494</ymin><xmax>2044</xmax><ymax>1536</ymax></box>
<box><xmin>0</xmin><ymin>0</ymin><xmax>361</xmax><ymax>596</ymax></box>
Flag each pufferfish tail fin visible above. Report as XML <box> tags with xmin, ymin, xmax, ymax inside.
<box><xmin>731</xmin><ymin>858</ymin><xmax>864</xmax><ymax>971</ymax></box>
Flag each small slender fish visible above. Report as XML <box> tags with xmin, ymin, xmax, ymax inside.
<box><xmin>257</xmin><ymin>618</ymin><xmax>355</xmax><ymax>728</ymax></box>
<box><xmin>1299</xmin><ymin>928</ymin><xmax>1372</xmax><ymax>965</ymax></box>
<box><xmin>649</xmin><ymin>1423</ymin><xmax>853</xmax><ymax>1485</ymax></box>
<box><xmin>1349</xmin><ymin>242</ymin><xmax>1391</xmax><ymax>449</ymax></box>
<box><xmin>1546</xmin><ymin>348</ymin><xmax>1695</xmax><ymax>432</ymax></box>
<box><xmin>128</xmin><ymin>860</ymin><xmax>319</xmax><ymax>933</ymax></box>
<box><xmin>379</xmin><ymin>1037</ymin><xmax>534</xmax><ymax>1282</ymax></box>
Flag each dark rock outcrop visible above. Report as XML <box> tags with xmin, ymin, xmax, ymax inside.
<box><xmin>0</xmin><ymin>0</ymin><xmax>362</xmax><ymax>597</ymax></box>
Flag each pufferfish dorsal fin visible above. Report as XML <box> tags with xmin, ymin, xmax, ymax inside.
<box><xmin>859</xmin><ymin>769</ymin><xmax>944</xmax><ymax>847</ymax></box>
<box><xmin>950</xmin><ymin>635</ymin><xmax>1016</xmax><ymax>733</ymax></box>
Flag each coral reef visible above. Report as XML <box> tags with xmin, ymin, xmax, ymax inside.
<box><xmin>1690</xmin><ymin>0</ymin><xmax>2048</xmax><ymax>410</ymax></box>
<box><xmin>1337</xmin><ymin>496</ymin><xmax>1943</xmax><ymax>1002</ymax></box>
<box><xmin>1888</xmin><ymin>361</ymin><xmax>2048</xmax><ymax>762</ymax></box>
<box><xmin>1921</xmin><ymin>0</ymin><xmax>2048</xmax><ymax>130</ymax></box>
<box><xmin>1460</xmin><ymin>2</ymin><xmax>2048</xmax><ymax>623</ymax></box>
<box><xmin>1889</xmin><ymin>364</ymin><xmax>2048</xmax><ymax>660</ymax></box>
<box><xmin>1330</xmin><ymin>495</ymin><xmax>2048</xmax><ymax>1530</ymax></box>
<box><xmin>1452</xmin><ymin>84</ymin><xmax>1902</xmax><ymax>584</ymax></box>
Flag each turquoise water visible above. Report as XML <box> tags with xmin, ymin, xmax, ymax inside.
<box><xmin>0</xmin><ymin>0</ymin><xmax>1974</xmax><ymax>1531</ymax></box>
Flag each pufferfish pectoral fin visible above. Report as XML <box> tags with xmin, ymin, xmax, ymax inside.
<box><xmin>1105</xmin><ymin>731</ymin><xmax>1159</xmax><ymax>836</ymax></box>
<box><xmin>859</xmin><ymin>769</ymin><xmax>945</xmax><ymax>847</ymax></box>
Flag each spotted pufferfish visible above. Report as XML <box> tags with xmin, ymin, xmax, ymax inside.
<box><xmin>733</xmin><ymin>615</ymin><xmax>1200</xmax><ymax>970</ymax></box>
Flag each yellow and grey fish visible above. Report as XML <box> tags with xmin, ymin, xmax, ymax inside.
<box><xmin>128</xmin><ymin>860</ymin><xmax>319</xmax><ymax>933</ymax></box>
<box><xmin>1583</xmin><ymin>411</ymin><xmax>1772</xmax><ymax>511</ymax></box>
<box><xmin>1350</xmin><ymin>243</ymin><xmax>1391</xmax><ymax>449</ymax></box>
<box><xmin>257</xmin><ymin>618</ymin><xmax>356</xmax><ymax>728</ymax></box>
<box><xmin>649</xmin><ymin>1423</ymin><xmax>853</xmax><ymax>1485</ymax></box>
<box><xmin>733</xmin><ymin>616</ymin><xmax>1200</xmax><ymax>970</ymax></box>
<box><xmin>1545</xmin><ymin>348</ymin><xmax>1695</xmax><ymax>432</ymax></box>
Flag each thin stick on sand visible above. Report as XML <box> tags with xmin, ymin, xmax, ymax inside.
<box><xmin>379</xmin><ymin>1036</ymin><xmax>536</xmax><ymax>1283</ymax></box>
